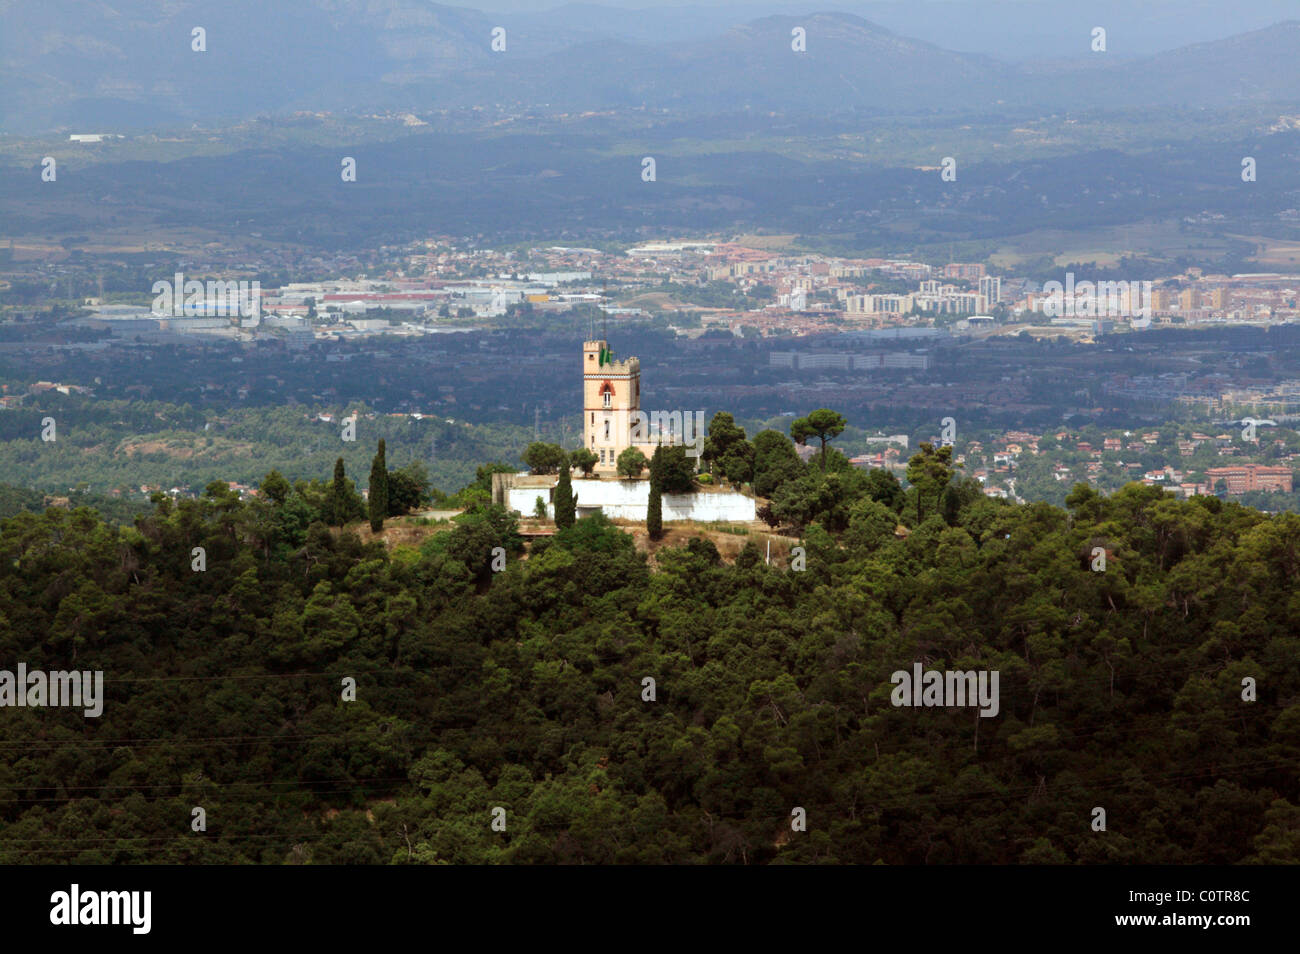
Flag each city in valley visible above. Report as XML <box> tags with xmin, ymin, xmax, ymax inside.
<box><xmin>5</xmin><ymin>236</ymin><xmax>1300</xmax><ymax>513</ymax></box>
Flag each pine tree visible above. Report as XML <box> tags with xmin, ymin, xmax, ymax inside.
<box><xmin>330</xmin><ymin>457</ymin><xmax>349</xmax><ymax>527</ymax></box>
<box><xmin>554</xmin><ymin>460</ymin><xmax>575</xmax><ymax>529</ymax></box>
<box><xmin>368</xmin><ymin>439</ymin><xmax>388</xmax><ymax>532</ymax></box>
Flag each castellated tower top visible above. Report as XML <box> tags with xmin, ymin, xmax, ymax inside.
<box><xmin>583</xmin><ymin>339</ymin><xmax>640</xmax><ymax>377</ymax></box>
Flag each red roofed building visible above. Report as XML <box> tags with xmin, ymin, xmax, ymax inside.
<box><xmin>1204</xmin><ymin>464</ymin><xmax>1294</xmax><ymax>494</ymax></box>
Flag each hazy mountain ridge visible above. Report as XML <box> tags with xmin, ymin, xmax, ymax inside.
<box><xmin>1020</xmin><ymin>20</ymin><xmax>1300</xmax><ymax>107</ymax></box>
<box><xmin>1</xmin><ymin>4</ymin><xmax>1298</xmax><ymax>131</ymax></box>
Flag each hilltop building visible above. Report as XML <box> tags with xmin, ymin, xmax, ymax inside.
<box><xmin>492</xmin><ymin>338</ymin><xmax>755</xmax><ymax>522</ymax></box>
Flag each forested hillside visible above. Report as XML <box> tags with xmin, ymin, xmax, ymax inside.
<box><xmin>0</xmin><ymin>399</ymin><xmax>526</xmax><ymax>505</ymax></box>
<box><xmin>0</xmin><ymin>445</ymin><xmax>1297</xmax><ymax>863</ymax></box>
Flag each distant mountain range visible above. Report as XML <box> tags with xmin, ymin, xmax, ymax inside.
<box><xmin>1</xmin><ymin>1</ymin><xmax>1298</xmax><ymax>132</ymax></box>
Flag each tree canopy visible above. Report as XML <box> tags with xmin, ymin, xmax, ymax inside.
<box><xmin>0</xmin><ymin>448</ymin><xmax>1295</xmax><ymax>865</ymax></box>
<box><xmin>790</xmin><ymin>409</ymin><xmax>847</xmax><ymax>473</ymax></box>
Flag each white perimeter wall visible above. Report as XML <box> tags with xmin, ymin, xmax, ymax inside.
<box><xmin>506</xmin><ymin>478</ymin><xmax>754</xmax><ymax>522</ymax></box>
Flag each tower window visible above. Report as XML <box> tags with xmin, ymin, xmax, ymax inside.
<box><xmin>604</xmin><ymin>420</ymin><xmax>610</xmax><ymax>440</ymax></box>
<box><xmin>603</xmin><ymin>391</ymin><xmax>612</xmax><ymax>409</ymax></box>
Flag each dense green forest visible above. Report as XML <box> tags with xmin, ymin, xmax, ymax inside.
<box><xmin>0</xmin><ymin>428</ymin><xmax>1297</xmax><ymax>864</ymax></box>
<box><xmin>0</xmin><ymin>398</ymin><xmax>528</xmax><ymax>504</ymax></box>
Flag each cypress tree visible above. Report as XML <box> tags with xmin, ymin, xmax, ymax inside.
<box><xmin>330</xmin><ymin>457</ymin><xmax>349</xmax><ymax>527</ymax></box>
<box><xmin>554</xmin><ymin>460</ymin><xmax>576</xmax><ymax>529</ymax></box>
<box><xmin>368</xmin><ymin>439</ymin><xmax>387</xmax><ymax>532</ymax></box>
<box><xmin>647</xmin><ymin>457</ymin><xmax>664</xmax><ymax>541</ymax></box>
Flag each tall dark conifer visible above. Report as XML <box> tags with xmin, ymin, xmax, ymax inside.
<box><xmin>554</xmin><ymin>460</ymin><xmax>576</xmax><ymax>529</ymax></box>
<box><xmin>330</xmin><ymin>457</ymin><xmax>349</xmax><ymax>527</ymax></box>
<box><xmin>368</xmin><ymin>439</ymin><xmax>388</xmax><ymax>532</ymax></box>
<box><xmin>647</xmin><ymin>447</ymin><xmax>664</xmax><ymax>540</ymax></box>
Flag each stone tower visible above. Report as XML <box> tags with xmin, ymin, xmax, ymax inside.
<box><xmin>583</xmin><ymin>339</ymin><xmax>644</xmax><ymax>476</ymax></box>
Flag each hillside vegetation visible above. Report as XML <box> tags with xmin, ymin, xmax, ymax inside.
<box><xmin>0</xmin><ymin>437</ymin><xmax>1297</xmax><ymax>863</ymax></box>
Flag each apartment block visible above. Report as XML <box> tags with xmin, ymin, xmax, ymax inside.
<box><xmin>1204</xmin><ymin>464</ymin><xmax>1294</xmax><ymax>494</ymax></box>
